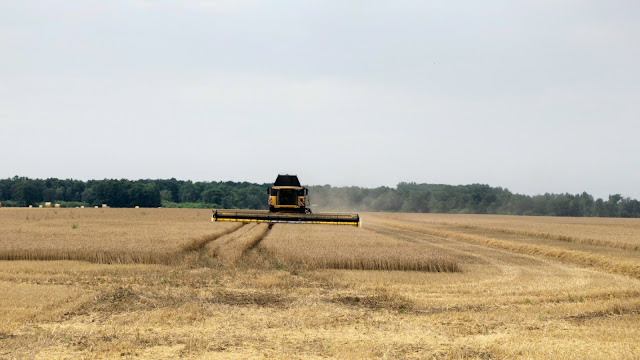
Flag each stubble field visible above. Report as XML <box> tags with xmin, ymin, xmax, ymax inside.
<box><xmin>1</xmin><ymin>208</ymin><xmax>639</xmax><ymax>359</ymax></box>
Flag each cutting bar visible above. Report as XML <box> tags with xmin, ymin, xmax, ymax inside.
<box><xmin>212</xmin><ymin>210</ymin><xmax>360</xmax><ymax>227</ymax></box>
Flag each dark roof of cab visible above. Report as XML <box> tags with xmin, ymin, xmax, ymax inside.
<box><xmin>274</xmin><ymin>174</ymin><xmax>301</xmax><ymax>187</ymax></box>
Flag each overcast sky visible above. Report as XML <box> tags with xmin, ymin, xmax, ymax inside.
<box><xmin>1</xmin><ymin>1</ymin><xmax>638</xmax><ymax>199</ymax></box>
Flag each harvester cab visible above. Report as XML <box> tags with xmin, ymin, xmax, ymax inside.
<box><xmin>212</xmin><ymin>175</ymin><xmax>360</xmax><ymax>227</ymax></box>
<box><xmin>268</xmin><ymin>174</ymin><xmax>311</xmax><ymax>214</ymax></box>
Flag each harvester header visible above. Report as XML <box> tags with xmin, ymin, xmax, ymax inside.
<box><xmin>212</xmin><ymin>175</ymin><xmax>360</xmax><ymax>227</ymax></box>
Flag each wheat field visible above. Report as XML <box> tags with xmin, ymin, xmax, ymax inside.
<box><xmin>0</xmin><ymin>208</ymin><xmax>240</xmax><ymax>264</ymax></box>
<box><xmin>261</xmin><ymin>224</ymin><xmax>460</xmax><ymax>271</ymax></box>
<box><xmin>1</xmin><ymin>208</ymin><xmax>639</xmax><ymax>359</ymax></box>
<box><xmin>380</xmin><ymin>212</ymin><xmax>640</xmax><ymax>250</ymax></box>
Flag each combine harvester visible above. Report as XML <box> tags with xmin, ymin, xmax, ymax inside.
<box><xmin>212</xmin><ymin>175</ymin><xmax>360</xmax><ymax>227</ymax></box>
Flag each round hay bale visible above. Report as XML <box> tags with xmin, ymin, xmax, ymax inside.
<box><xmin>94</xmin><ymin>206</ymin><xmax>98</xmax><ymax>208</ymax></box>
<box><xmin>135</xmin><ymin>206</ymin><xmax>140</xmax><ymax>209</ymax></box>
<box><xmin>54</xmin><ymin>204</ymin><xmax>61</xmax><ymax>208</ymax></box>
<box><xmin>39</xmin><ymin>205</ymin><xmax>43</xmax><ymax>208</ymax></box>
<box><xmin>45</xmin><ymin>202</ymin><xmax>52</xmax><ymax>208</ymax></box>
<box><xmin>80</xmin><ymin>206</ymin><xmax>85</xmax><ymax>209</ymax></box>
<box><xmin>29</xmin><ymin>205</ymin><xmax>33</xmax><ymax>208</ymax></box>
<box><xmin>102</xmin><ymin>204</ymin><xmax>108</xmax><ymax>208</ymax></box>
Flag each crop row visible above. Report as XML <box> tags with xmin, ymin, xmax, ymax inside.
<box><xmin>259</xmin><ymin>224</ymin><xmax>460</xmax><ymax>272</ymax></box>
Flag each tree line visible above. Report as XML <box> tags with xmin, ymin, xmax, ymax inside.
<box><xmin>0</xmin><ymin>176</ymin><xmax>638</xmax><ymax>218</ymax></box>
<box><xmin>0</xmin><ymin>177</ymin><xmax>267</xmax><ymax>210</ymax></box>
<box><xmin>310</xmin><ymin>182</ymin><xmax>640</xmax><ymax>218</ymax></box>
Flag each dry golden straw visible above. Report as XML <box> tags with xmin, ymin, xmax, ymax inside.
<box><xmin>0</xmin><ymin>208</ymin><xmax>239</xmax><ymax>264</ymax></box>
<box><xmin>260</xmin><ymin>224</ymin><xmax>460</xmax><ymax>272</ymax></box>
<box><xmin>381</xmin><ymin>221</ymin><xmax>640</xmax><ymax>279</ymax></box>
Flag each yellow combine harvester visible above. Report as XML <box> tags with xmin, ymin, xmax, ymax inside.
<box><xmin>212</xmin><ymin>175</ymin><xmax>360</xmax><ymax>227</ymax></box>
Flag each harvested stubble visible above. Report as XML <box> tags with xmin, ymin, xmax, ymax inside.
<box><xmin>378</xmin><ymin>213</ymin><xmax>640</xmax><ymax>251</ymax></box>
<box><xmin>378</xmin><ymin>220</ymin><xmax>640</xmax><ymax>279</ymax></box>
<box><xmin>181</xmin><ymin>223</ymin><xmax>244</xmax><ymax>252</ymax></box>
<box><xmin>208</xmin><ymin>223</ymin><xmax>270</xmax><ymax>266</ymax></box>
<box><xmin>0</xmin><ymin>208</ymin><xmax>238</xmax><ymax>264</ymax></box>
<box><xmin>260</xmin><ymin>224</ymin><xmax>460</xmax><ymax>272</ymax></box>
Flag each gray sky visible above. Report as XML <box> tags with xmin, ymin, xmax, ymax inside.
<box><xmin>1</xmin><ymin>1</ymin><xmax>639</xmax><ymax>199</ymax></box>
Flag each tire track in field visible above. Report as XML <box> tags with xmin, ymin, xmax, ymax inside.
<box><xmin>180</xmin><ymin>223</ymin><xmax>245</xmax><ymax>252</ymax></box>
<box><xmin>206</xmin><ymin>223</ymin><xmax>259</xmax><ymax>257</ymax></box>
<box><xmin>375</xmin><ymin>213</ymin><xmax>640</xmax><ymax>252</ymax></box>
<box><xmin>374</xmin><ymin>219</ymin><xmax>640</xmax><ymax>280</ymax></box>
<box><xmin>367</xmin><ymin>223</ymin><xmax>602</xmax><ymax>287</ymax></box>
<box><xmin>245</xmin><ymin>223</ymin><xmax>271</xmax><ymax>252</ymax></box>
<box><xmin>207</xmin><ymin>223</ymin><xmax>271</xmax><ymax>266</ymax></box>
<box><xmin>444</xmin><ymin>224</ymin><xmax>640</xmax><ymax>261</ymax></box>
<box><xmin>369</xmin><ymin>224</ymin><xmax>525</xmax><ymax>283</ymax></box>
<box><xmin>367</xmin><ymin>223</ymin><xmax>640</xmax><ymax>307</ymax></box>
